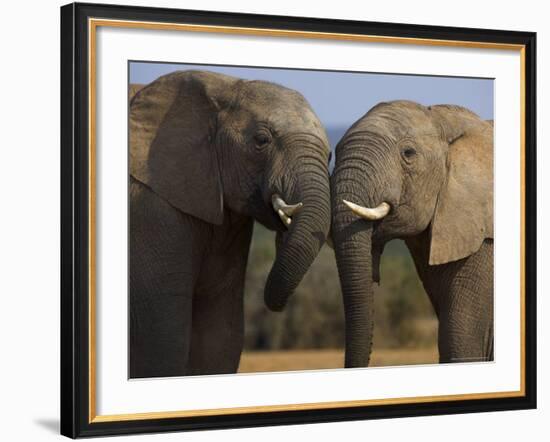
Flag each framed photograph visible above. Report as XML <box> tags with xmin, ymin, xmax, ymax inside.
<box><xmin>60</xmin><ymin>2</ymin><xmax>537</xmax><ymax>438</ymax></box>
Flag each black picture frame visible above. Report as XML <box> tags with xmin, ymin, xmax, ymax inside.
<box><xmin>61</xmin><ymin>2</ymin><xmax>537</xmax><ymax>438</ymax></box>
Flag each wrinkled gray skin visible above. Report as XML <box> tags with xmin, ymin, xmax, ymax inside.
<box><xmin>130</xmin><ymin>71</ymin><xmax>330</xmax><ymax>378</ymax></box>
<box><xmin>331</xmin><ymin>100</ymin><xmax>493</xmax><ymax>367</ymax></box>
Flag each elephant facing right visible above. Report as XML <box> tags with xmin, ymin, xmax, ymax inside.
<box><xmin>331</xmin><ymin>100</ymin><xmax>494</xmax><ymax>368</ymax></box>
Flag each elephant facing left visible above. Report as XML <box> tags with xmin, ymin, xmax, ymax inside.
<box><xmin>129</xmin><ymin>70</ymin><xmax>331</xmax><ymax>378</ymax></box>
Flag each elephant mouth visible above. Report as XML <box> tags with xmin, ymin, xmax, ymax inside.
<box><xmin>271</xmin><ymin>194</ymin><xmax>303</xmax><ymax>228</ymax></box>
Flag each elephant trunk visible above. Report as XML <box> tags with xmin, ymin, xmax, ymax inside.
<box><xmin>332</xmin><ymin>193</ymin><xmax>375</xmax><ymax>367</ymax></box>
<box><xmin>264</xmin><ymin>163</ymin><xmax>331</xmax><ymax>312</ymax></box>
<box><xmin>331</xmin><ymin>136</ymin><xmax>388</xmax><ymax>367</ymax></box>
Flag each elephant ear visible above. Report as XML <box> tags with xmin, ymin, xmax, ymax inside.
<box><xmin>128</xmin><ymin>83</ymin><xmax>144</xmax><ymax>101</ymax></box>
<box><xmin>428</xmin><ymin>105</ymin><xmax>494</xmax><ymax>265</ymax></box>
<box><xmin>130</xmin><ymin>70</ymin><xmax>238</xmax><ymax>225</ymax></box>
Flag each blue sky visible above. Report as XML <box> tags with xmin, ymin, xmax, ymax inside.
<box><xmin>130</xmin><ymin>61</ymin><xmax>493</xmax><ymax>150</ymax></box>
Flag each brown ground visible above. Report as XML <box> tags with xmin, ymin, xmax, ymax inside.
<box><xmin>238</xmin><ymin>347</ymin><xmax>439</xmax><ymax>373</ymax></box>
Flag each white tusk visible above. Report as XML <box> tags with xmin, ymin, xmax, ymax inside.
<box><xmin>342</xmin><ymin>200</ymin><xmax>390</xmax><ymax>221</ymax></box>
<box><xmin>282</xmin><ymin>202</ymin><xmax>303</xmax><ymax>216</ymax></box>
<box><xmin>277</xmin><ymin>209</ymin><xmax>292</xmax><ymax>226</ymax></box>
<box><xmin>272</xmin><ymin>194</ymin><xmax>303</xmax><ymax>228</ymax></box>
<box><xmin>272</xmin><ymin>195</ymin><xmax>303</xmax><ymax>216</ymax></box>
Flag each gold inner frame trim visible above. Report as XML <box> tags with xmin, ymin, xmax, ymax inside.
<box><xmin>87</xmin><ymin>17</ymin><xmax>527</xmax><ymax>423</ymax></box>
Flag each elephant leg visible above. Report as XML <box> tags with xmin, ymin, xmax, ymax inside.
<box><xmin>438</xmin><ymin>298</ymin><xmax>493</xmax><ymax>364</ymax></box>
<box><xmin>187</xmin><ymin>219</ymin><xmax>253</xmax><ymax>376</ymax></box>
<box><xmin>436</xmin><ymin>241</ymin><xmax>494</xmax><ymax>363</ymax></box>
<box><xmin>187</xmin><ymin>277</ymin><xmax>245</xmax><ymax>376</ymax></box>
<box><xmin>129</xmin><ymin>178</ymin><xmax>207</xmax><ymax>378</ymax></box>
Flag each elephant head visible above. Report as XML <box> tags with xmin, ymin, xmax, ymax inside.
<box><xmin>331</xmin><ymin>100</ymin><xmax>493</xmax><ymax>367</ymax></box>
<box><xmin>130</xmin><ymin>70</ymin><xmax>331</xmax><ymax>312</ymax></box>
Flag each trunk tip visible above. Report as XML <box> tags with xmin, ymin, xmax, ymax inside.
<box><xmin>263</xmin><ymin>289</ymin><xmax>288</xmax><ymax>312</ymax></box>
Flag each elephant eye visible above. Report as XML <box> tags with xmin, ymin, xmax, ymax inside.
<box><xmin>254</xmin><ymin>131</ymin><xmax>272</xmax><ymax>149</ymax></box>
<box><xmin>402</xmin><ymin>146</ymin><xmax>417</xmax><ymax>160</ymax></box>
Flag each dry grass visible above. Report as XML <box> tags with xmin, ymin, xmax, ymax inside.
<box><xmin>238</xmin><ymin>347</ymin><xmax>439</xmax><ymax>373</ymax></box>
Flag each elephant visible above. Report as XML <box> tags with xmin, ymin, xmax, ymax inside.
<box><xmin>331</xmin><ymin>100</ymin><xmax>493</xmax><ymax>367</ymax></box>
<box><xmin>129</xmin><ymin>70</ymin><xmax>331</xmax><ymax>378</ymax></box>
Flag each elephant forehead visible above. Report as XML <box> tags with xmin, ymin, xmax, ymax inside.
<box><xmin>270</xmin><ymin>106</ymin><xmax>325</xmax><ymax>133</ymax></box>
<box><xmin>356</xmin><ymin>101</ymin><xmax>437</xmax><ymax>139</ymax></box>
<box><xmin>243</xmin><ymin>79</ymin><xmax>304</xmax><ymax>102</ymax></box>
<box><xmin>239</xmin><ymin>82</ymin><xmax>328</xmax><ymax>144</ymax></box>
